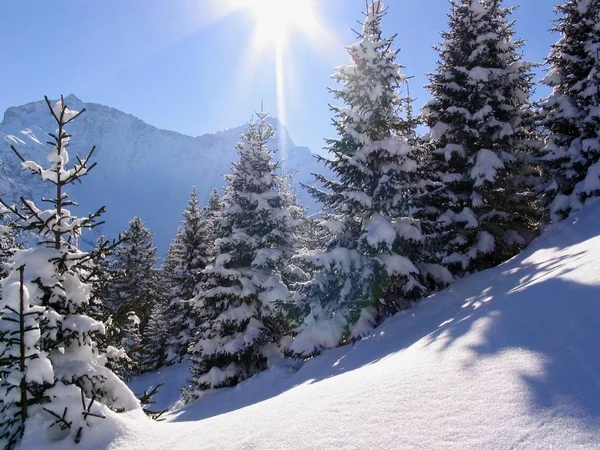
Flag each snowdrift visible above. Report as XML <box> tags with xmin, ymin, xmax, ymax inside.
<box><xmin>26</xmin><ymin>201</ymin><xmax>600</xmax><ymax>449</ymax></box>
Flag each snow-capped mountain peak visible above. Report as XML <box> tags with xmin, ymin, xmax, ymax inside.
<box><xmin>0</xmin><ymin>96</ymin><xmax>325</xmax><ymax>254</ymax></box>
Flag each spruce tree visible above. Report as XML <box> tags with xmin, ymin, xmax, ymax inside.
<box><xmin>185</xmin><ymin>112</ymin><xmax>293</xmax><ymax>400</ymax></box>
<box><xmin>0</xmin><ymin>96</ymin><xmax>138</xmax><ymax>448</ymax></box>
<box><xmin>420</xmin><ymin>0</ymin><xmax>542</xmax><ymax>274</ymax></box>
<box><xmin>540</xmin><ymin>0</ymin><xmax>600</xmax><ymax>219</ymax></box>
<box><xmin>109</xmin><ymin>216</ymin><xmax>160</xmax><ymax>330</ymax></box>
<box><xmin>204</xmin><ymin>188</ymin><xmax>224</xmax><ymax>259</ymax></box>
<box><xmin>108</xmin><ymin>217</ymin><xmax>162</xmax><ymax>374</ymax></box>
<box><xmin>138</xmin><ymin>299</ymin><xmax>168</xmax><ymax>373</ymax></box>
<box><xmin>0</xmin><ymin>266</ymin><xmax>52</xmax><ymax>449</ymax></box>
<box><xmin>164</xmin><ymin>188</ymin><xmax>211</xmax><ymax>364</ymax></box>
<box><xmin>0</xmin><ymin>213</ymin><xmax>18</xmax><ymax>287</ymax></box>
<box><xmin>87</xmin><ymin>236</ymin><xmax>133</xmax><ymax>379</ymax></box>
<box><xmin>292</xmin><ymin>1</ymin><xmax>439</xmax><ymax>358</ymax></box>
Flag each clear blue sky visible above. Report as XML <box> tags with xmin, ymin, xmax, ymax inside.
<box><xmin>0</xmin><ymin>0</ymin><xmax>557</xmax><ymax>155</ymax></box>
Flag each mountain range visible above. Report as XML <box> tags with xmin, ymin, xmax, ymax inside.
<box><xmin>0</xmin><ymin>95</ymin><xmax>327</xmax><ymax>255</ymax></box>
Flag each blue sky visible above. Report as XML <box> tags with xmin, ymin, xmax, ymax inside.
<box><xmin>0</xmin><ymin>0</ymin><xmax>557</xmax><ymax>155</ymax></box>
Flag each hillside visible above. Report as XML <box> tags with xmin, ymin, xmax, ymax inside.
<box><xmin>23</xmin><ymin>200</ymin><xmax>600</xmax><ymax>449</ymax></box>
<box><xmin>0</xmin><ymin>95</ymin><xmax>326</xmax><ymax>253</ymax></box>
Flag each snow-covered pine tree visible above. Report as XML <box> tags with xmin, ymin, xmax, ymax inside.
<box><xmin>291</xmin><ymin>1</ymin><xmax>440</xmax><ymax>358</ymax></box>
<box><xmin>164</xmin><ymin>188</ymin><xmax>211</xmax><ymax>364</ymax></box>
<box><xmin>276</xmin><ymin>176</ymin><xmax>313</xmax><ymax>328</ymax></box>
<box><xmin>279</xmin><ymin>175</ymin><xmax>310</xmax><ymax>251</ymax></box>
<box><xmin>108</xmin><ymin>216</ymin><xmax>162</xmax><ymax>373</ymax></box>
<box><xmin>540</xmin><ymin>0</ymin><xmax>600</xmax><ymax>220</ymax></box>
<box><xmin>420</xmin><ymin>0</ymin><xmax>542</xmax><ymax>274</ymax></box>
<box><xmin>109</xmin><ymin>217</ymin><xmax>160</xmax><ymax>330</ymax></box>
<box><xmin>0</xmin><ymin>96</ymin><xmax>138</xmax><ymax>447</ymax></box>
<box><xmin>185</xmin><ymin>112</ymin><xmax>293</xmax><ymax>400</ymax></box>
<box><xmin>138</xmin><ymin>299</ymin><xmax>167</xmax><ymax>373</ymax></box>
<box><xmin>0</xmin><ymin>213</ymin><xmax>18</xmax><ymax>288</ymax></box>
<box><xmin>87</xmin><ymin>235</ymin><xmax>133</xmax><ymax>379</ymax></box>
<box><xmin>0</xmin><ymin>266</ymin><xmax>52</xmax><ymax>449</ymax></box>
<box><xmin>204</xmin><ymin>188</ymin><xmax>224</xmax><ymax>259</ymax></box>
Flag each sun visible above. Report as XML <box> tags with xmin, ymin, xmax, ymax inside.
<box><xmin>213</xmin><ymin>0</ymin><xmax>324</xmax><ymax>50</ymax></box>
<box><xmin>245</xmin><ymin>0</ymin><xmax>320</xmax><ymax>47</ymax></box>
<box><xmin>204</xmin><ymin>0</ymin><xmax>338</xmax><ymax>163</ymax></box>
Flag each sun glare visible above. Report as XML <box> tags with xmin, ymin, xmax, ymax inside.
<box><xmin>247</xmin><ymin>0</ymin><xmax>320</xmax><ymax>46</ymax></box>
<box><xmin>206</xmin><ymin>0</ymin><xmax>338</xmax><ymax>170</ymax></box>
<box><xmin>214</xmin><ymin>0</ymin><xmax>325</xmax><ymax>49</ymax></box>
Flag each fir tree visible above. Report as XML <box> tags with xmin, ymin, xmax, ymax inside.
<box><xmin>0</xmin><ymin>266</ymin><xmax>52</xmax><ymax>449</ymax></box>
<box><xmin>204</xmin><ymin>188</ymin><xmax>224</xmax><ymax>259</ymax></box>
<box><xmin>138</xmin><ymin>299</ymin><xmax>168</xmax><ymax>373</ymax></box>
<box><xmin>164</xmin><ymin>188</ymin><xmax>211</xmax><ymax>364</ymax></box>
<box><xmin>292</xmin><ymin>1</ymin><xmax>442</xmax><ymax>358</ymax></box>
<box><xmin>185</xmin><ymin>112</ymin><xmax>293</xmax><ymax>400</ymax></box>
<box><xmin>540</xmin><ymin>0</ymin><xmax>600</xmax><ymax>219</ymax></box>
<box><xmin>279</xmin><ymin>175</ymin><xmax>310</xmax><ymax>251</ymax></box>
<box><xmin>87</xmin><ymin>236</ymin><xmax>133</xmax><ymax>379</ymax></box>
<box><xmin>420</xmin><ymin>0</ymin><xmax>542</xmax><ymax>274</ymax></box>
<box><xmin>0</xmin><ymin>96</ymin><xmax>138</xmax><ymax>448</ymax></box>
<box><xmin>109</xmin><ymin>216</ymin><xmax>160</xmax><ymax>330</ymax></box>
<box><xmin>108</xmin><ymin>217</ymin><xmax>162</xmax><ymax>374</ymax></box>
<box><xmin>0</xmin><ymin>213</ymin><xmax>18</xmax><ymax>287</ymax></box>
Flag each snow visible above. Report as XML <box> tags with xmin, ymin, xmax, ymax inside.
<box><xmin>128</xmin><ymin>361</ymin><xmax>192</xmax><ymax>412</ymax></box>
<box><xmin>471</xmin><ymin>149</ymin><xmax>505</xmax><ymax>186</ymax></box>
<box><xmin>440</xmin><ymin>206</ymin><xmax>479</xmax><ymax>229</ymax></box>
<box><xmin>18</xmin><ymin>201</ymin><xmax>600</xmax><ymax>448</ymax></box>
<box><xmin>438</xmin><ymin>143</ymin><xmax>466</xmax><ymax>162</ymax></box>
<box><xmin>417</xmin><ymin>263</ymin><xmax>454</xmax><ymax>286</ymax></box>
<box><xmin>373</xmin><ymin>253</ymin><xmax>418</xmax><ymax>276</ymax></box>
<box><xmin>476</xmin><ymin>230</ymin><xmax>495</xmax><ymax>254</ymax></box>
<box><xmin>288</xmin><ymin>312</ymin><xmax>346</xmax><ymax>358</ymax></box>
<box><xmin>581</xmin><ymin>161</ymin><xmax>600</xmax><ymax>195</ymax></box>
<box><xmin>361</xmin><ymin>214</ymin><xmax>396</xmax><ymax>249</ymax></box>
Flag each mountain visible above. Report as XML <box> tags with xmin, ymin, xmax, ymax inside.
<box><xmin>0</xmin><ymin>95</ymin><xmax>327</xmax><ymax>254</ymax></box>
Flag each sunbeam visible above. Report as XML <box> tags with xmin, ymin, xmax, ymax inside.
<box><xmin>206</xmin><ymin>0</ymin><xmax>339</xmax><ymax>161</ymax></box>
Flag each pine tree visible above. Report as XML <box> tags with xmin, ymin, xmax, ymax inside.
<box><xmin>108</xmin><ymin>217</ymin><xmax>162</xmax><ymax>374</ymax></box>
<box><xmin>291</xmin><ymin>1</ymin><xmax>441</xmax><ymax>358</ymax></box>
<box><xmin>164</xmin><ymin>188</ymin><xmax>211</xmax><ymax>364</ymax></box>
<box><xmin>185</xmin><ymin>112</ymin><xmax>293</xmax><ymax>400</ymax></box>
<box><xmin>0</xmin><ymin>96</ymin><xmax>138</xmax><ymax>448</ymax></box>
<box><xmin>0</xmin><ymin>213</ymin><xmax>18</xmax><ymax>287</ymax></box>
<box><xmin>420</xmin><ymin>0</ymin><xmax>542</xmax><ymax>274</ymax></box>
<box><xmin>109</xmin><ymin>217</ymin><xmax>160</xmax><ymax>330</ymax></box>
<box><xmin>87</xmin><ymin>236</ymin><xmax>133</xmax><ymax>379</ymax></box>
<box><xmin>138</xmin><ymin>298</ymin><xmax>168</xmax><ymax>373</ymax></box>
<box><xmin>0</xmin><ymin>266</ymin><xmax>52</xmax><ymax>449</ymax></box>
<box><xmin>279</xmin><ymin>175</ymin><xmax>309</xmax><ymax>250</ymax></box>
<box><xmin>204</xmin><ymin>188</ymin><xmax>224</xmax><ymax>259</ymax></box>
<box><xmin>540</xmin><ymin>0</ymin><xmax>600</xmax><ymax>220</ymax></box>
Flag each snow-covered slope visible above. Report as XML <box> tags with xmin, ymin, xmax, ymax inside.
<box><xmin>0</xmin><ymin>95</ymin><xmax>326</xmax><ymax>253</ymax></box>
<box><xmin>27</xmin><ymin>201</ymin><xmax>600</xmax><ymax>449</ymax></box>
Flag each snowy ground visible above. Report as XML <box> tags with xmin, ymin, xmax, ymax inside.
<box><xmin>26</xmin><ymin>201</ymin><xmax>600</xmax><ymax>449</ymax></box>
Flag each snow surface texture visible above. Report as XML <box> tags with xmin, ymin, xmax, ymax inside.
<box><xmin>0</xmin><ymin>95</ymin><xmax>328</xmax><ymax>253</ymax></box>
<box><xmin>23</xmin><ymin>200</ymin><xmax>600</xmax><ymax>449</ymax></box>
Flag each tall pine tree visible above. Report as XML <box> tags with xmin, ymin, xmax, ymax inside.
<box><xmin>420</xmin><ymin>0</ymin><xmax>542</xmax><ymax>274</ymax></box>
<box><xmin>0</xmin><ymin>97</ymin><xmax>138</xmax><ymax>448</ymax></box>
<box><xmin>291</xmin><ymin>1</ymin><xmax>443</xmax><ymax>358</ymax></box>
<box><xmin>540</xmin><ymin>0</ymin><xmax>600</xmax><ymax>219</ymax></box>
<box><xmin>204</xmin><ymin>188</ymin><xmax>224</xmax><ymax>259</ymax></box>
<box><xmin>106</xmin><ymin>216</ymin><xmax>162</xmax><ymax>374</ymax></box>
<box><xmin>185</xmin><ymin>112</ymin><xmax>293</xmax><ymax>400</ymax></box>
<box><xmin>164</xmin><ymin>188</ymin><xmax>211</xmax><ymax>364</ymax></box>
